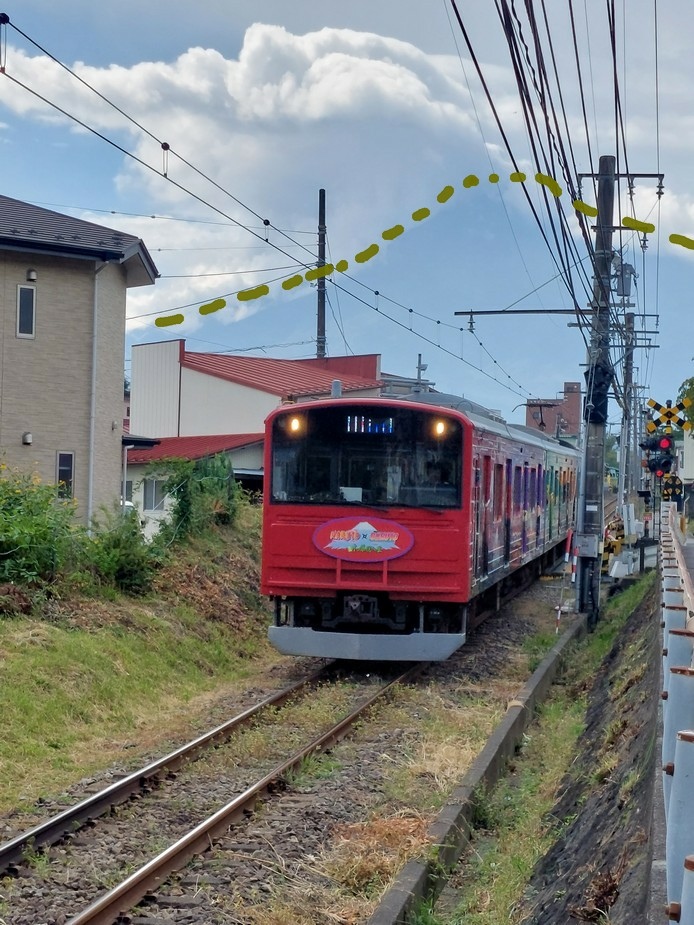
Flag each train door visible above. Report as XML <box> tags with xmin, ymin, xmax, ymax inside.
<box><xmin>528</xmin><ymin>466</ymin><xmax>537</xmax><ymax>547</ymax></box>
<box><xmin>504</xmin><ymin>458</ymin><xmax>512</xmax><ymax>563</ymax></box>
<box><xmin>522</xmin><ymin>463</ymin><xmax>529</xmax><ymax>553</ymax></box>
<box><xmin>493</xmin><ymin>461</ymin><xmax>504</xmax><ymax>570</ymax></box>
<box><xmin>472</xmin><ymin>457</ymin><xmax>482</xmax><ymax>579</ymax></box>
<box><xmin>511</xmin><ymin>463</ymin><xmax>522</xmax><ymax>564</ymax></box>
<box><xmin>482</xmin><ymin>455</ymin><xmax>492</xmax><ymax>575</ymax></box>
<box><xmin>536</xmin><ymin>464</ymin><xmax>543</xmax><ymax>546</ymax></box>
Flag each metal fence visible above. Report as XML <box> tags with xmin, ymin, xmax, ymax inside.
<box><xmin>660</xmin><ymin>503</ymin><xmax>694</xmax><ymax>922</ymax></box>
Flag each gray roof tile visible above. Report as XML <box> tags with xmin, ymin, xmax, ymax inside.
<box><xmin>0</xmin><ymin>194</ymin><xmax>159</xmax><ymax>287</ymax></box>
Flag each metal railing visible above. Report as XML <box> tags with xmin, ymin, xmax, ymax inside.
<box><xmin>660</xmin><ymin>503</ymin><xmax>694</xmax><ymax>922</ymax></box>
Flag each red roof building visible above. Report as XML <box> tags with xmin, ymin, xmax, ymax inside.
<box><xmin>130</xmin><ymin>339</ymin><xmax>383</xmax><ymax>439</ymax></box>
<box><xmin>127</xmin><ymin>433</ymin><xmax>263</xmax><ymax>464</ymax></box>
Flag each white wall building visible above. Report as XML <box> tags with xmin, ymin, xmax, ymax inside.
<box><xmin>130</xmin><ymin>339</ymin><xmax>384</xmax><ymax>438</ymax></box>
<box><xmin>125</xmin><ymin>434</ymin><xmax>264</xmax><ymax>540</ymax></box>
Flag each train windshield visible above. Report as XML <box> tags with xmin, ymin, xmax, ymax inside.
<box><xmin>270</xmin><ymin>405</ymin><xmax>462</xmax><ymax>507</ymax></box>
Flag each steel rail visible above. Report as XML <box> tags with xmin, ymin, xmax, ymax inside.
<box><xmin>0</xmin><ymin>664</ymin><xmax>333</xmax><ymax>872</ymax></box>
<box><xmin>65</xmin><ymin>663</ymin><xmax>425</xmax><ymax>925</ymax></box>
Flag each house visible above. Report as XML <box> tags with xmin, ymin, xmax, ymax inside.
<box><xmin>125</xmin><ymin>433</ymin><xmax>263</xmax><ymax>539</ymax></box>
<box><xmin>129</xmin><ymin>339</ymin><xmax>384</xmax><ymax>438</ymax></box>
<box><xmin>0</xmin><ymin>194</ymin><xmax>158</xmax><ymax>524</ymax></box>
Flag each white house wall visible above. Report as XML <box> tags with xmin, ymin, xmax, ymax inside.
<box><xmin>179</xmin><ymin>369</ymin><xmax>279</xmax><ymax>435</ymax></box>
<box><xmin>130</xmin><ymin>340</ymin><xmax>182</xmax><ymax>437</ymax></box>
<box><xmin>224</xmin><ymin>444</ymin><xmax>263</xmax><ymax>469</ymax></box>
<box><xmin>682</xmin><ymin>431</ymin><xmax>694</xmax><ymax>482</ymax></box>
<box><xmin>127</xmin><ymin>446</ymin><xmax>263</xmax><ymax>540</ymax></box>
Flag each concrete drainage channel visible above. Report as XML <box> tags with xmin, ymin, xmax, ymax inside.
<box><xmin>367</xmin><ymin>614</ymin><xmax>589</xmax><ymax>925</ymax></box>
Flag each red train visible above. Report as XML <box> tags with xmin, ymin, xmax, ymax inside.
<box><xmin>261</xmin><ymin>393</ymin><xmax>579</xmax><ymax>660</ymax></box>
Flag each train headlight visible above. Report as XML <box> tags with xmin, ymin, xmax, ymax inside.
<box><xmin>288</xmin><ymin>415</ymin><xmax>303</xmax><ymax>434</ymax></box>
<box><xmin>434</xmin><ymin>419</ymin><xmax>447</xmax><ymax>437</ymax></box>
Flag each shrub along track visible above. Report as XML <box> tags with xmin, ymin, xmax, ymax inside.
<box><xmin>0</xmin><ymin>575</ymin><xmax>578</xmax><ymax>924</ymax></box>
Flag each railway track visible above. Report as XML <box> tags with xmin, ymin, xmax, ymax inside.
<box><xmin>0</xmin><ymin>665</ymin><xmax>334</xmax><ymax>875</ymax></box>
<box><xmin>1</xmin><ymin>663</ymin><xmax>425</xmax><ymax>924</ymax></box>
<box><xmin>1</xmin><ymin>572</ymin><xmax>579</xmax><ymax>924</ymax></box>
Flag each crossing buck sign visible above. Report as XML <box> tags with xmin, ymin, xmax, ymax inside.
<box><xmin>645</xmin><ymin>397</ymin><xmax>692</xmax><ymax>434</ymax></box>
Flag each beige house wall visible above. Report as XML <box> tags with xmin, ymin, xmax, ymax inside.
<box><xmin>0</xmin><ymin>252</ymin><xmax>127</xmax><ymax>524</ymax></box>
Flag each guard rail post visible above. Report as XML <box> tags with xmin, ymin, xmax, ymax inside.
<box><xmin>663</xmin><ymin>630</ymin><xmax>694</xmax><ymax>692</ymax></box>
<box><xmin>662</xmin><ymin>670</ymin><xmax>694</xmax><ymax>815</ymax></box>
<box><xmin>666</xmin><ymin>732</ymin><xmax>694</xmax><ymax>909</ymax></box>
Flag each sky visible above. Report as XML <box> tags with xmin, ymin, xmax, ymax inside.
<box><xmin>0</xmin><ymin>0</ymin><xmax>692</xmax><ymax>427</ymax></box>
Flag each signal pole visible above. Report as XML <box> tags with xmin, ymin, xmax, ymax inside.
<box><xmin>576</xmin><ymin>155</ymin><xmax>615</xmax><ymax>629</ymax></box>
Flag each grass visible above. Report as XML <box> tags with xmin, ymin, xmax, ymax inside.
<box><xmin>374</xmin><ymin>685</ymin><xmax>506</xmax><ymax>812</ymax></box>
<box><xmin>320</xmin><ymin>811</ymin><xmax>432</xmax><ymax>898</ymax></box>
<box><xmin>0</xmin><ymin>511</ymin><xmax>273</xmax><ymax>812</ymax></box>
<box><xmin>408</xmin><ymin>570</ymin><xmax>656</xmax><ymax>925</ymax></box>
<box><xmin>0</xmin><ymin>614</ymin><xmax>264</xmax><ymax>808</ymax></box>
<box><xmin>521</xmin><ymin>631</ymin><xmax>559</xmax><ymax>672</ymax></box>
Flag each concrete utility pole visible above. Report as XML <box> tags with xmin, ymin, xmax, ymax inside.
<box><xmin>316</xmin><ymin>188</ymin><xmax>327</xmax><ymax>359</ymax></box>
<box><xmin>619</xmin><ymin>311</ymin><xmax>635</xmax><ymax>503</ymax></box>
<box><xmin>576</xmin><ymin>155</ymin><xmax>615</xmax><ymax>629</ymax></box>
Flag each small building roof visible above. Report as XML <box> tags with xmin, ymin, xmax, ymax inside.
<box><xmin>127</xmin><ymin>433</ymin><xmax>264</xmax><ymax>464</ymax></box>
<box><xmin>181</xmin><ymin>350</ymin><xmax>382</xmax><ymax>399</ymax></box>
<box><xmin>0</xmin><ymin>195</ymin><xmax>158</xmax><ymax>287</ymax></box>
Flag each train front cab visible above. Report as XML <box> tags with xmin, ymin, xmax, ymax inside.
<box><xmin>261</xmin><ymin>400</ymin><xmax>475</xmax><ymax>661</ymax></box>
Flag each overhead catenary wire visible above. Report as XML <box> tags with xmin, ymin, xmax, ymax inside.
<box><xmin>1</xmin><ymin>15</ymin><xmax>536</xmax><ymax>398</ymax></box>
<box><xmin>4</xmin><ymin>8</ymin><xmax>661</xmax><ymax>408</ymax></box>
<box><xmin>448</xmin><ymin>0</ymin><xmax>600</xmax><ymax>368</ymax></box>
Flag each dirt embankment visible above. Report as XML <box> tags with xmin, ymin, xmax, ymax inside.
<box><xmin>517</xmin><ymin>580</ymin><xmax>660</xmax><ymax>923</ymax></box>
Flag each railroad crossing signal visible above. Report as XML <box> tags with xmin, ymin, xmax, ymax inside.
<box><xmin>639</xmin><ymin>433</ymin><xmax>675</xmax><ymax>476</ymax></box>
<box><xmin>662</xmin><ymin>474</ymin><xmax>683</xmax><ymax>497</ymax></box>
<box><xmin>645</xmin><ymin>397</ymin><xmax>692</xmax><ymax>433</ymax></box>
<box><xmin>663</xmin><ymin>473</ymin><xmax>685</xmax><ymax>511</ymax></box>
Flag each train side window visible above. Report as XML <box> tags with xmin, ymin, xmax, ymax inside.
<box><xmin>493</xmin><ymin>462</ymin><xmax>504</xmax><ymax>519</ymax></box>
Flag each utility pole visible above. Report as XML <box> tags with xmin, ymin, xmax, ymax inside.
<box><xmin>316</xmin><ymin>188</ymin><xmax>326</xmax><ymax>359</ymax></box>
<box><xmin>576</xmin><ymin>155</ymin><xmax>615</xmax><ymax>629</ymax></box>
<box><xmin>619</xmin><ymin>311</ymin><xmax>635</xmax><ymax>503</ymax></box>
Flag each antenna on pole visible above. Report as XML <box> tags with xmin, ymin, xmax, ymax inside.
<box><xmin>316</xmin><ymin>188</ymin><xmax>326</xmax><ymax>358</ymax></box>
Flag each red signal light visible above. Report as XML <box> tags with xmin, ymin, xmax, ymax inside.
<box><xmin>658</xmin><ymin>436</ymin><xmax>673</xmax><ymax>450</ymax></box>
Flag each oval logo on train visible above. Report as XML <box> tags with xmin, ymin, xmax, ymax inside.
<box><xmin>313</xmin><ymin>517</ymin><xmax>414</xmax><ymax>562</ymax></box>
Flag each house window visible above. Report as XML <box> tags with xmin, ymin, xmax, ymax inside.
<box><xmin>143</xmin><ymin>478</ymin><xmax>167</xmax><ymax>511</ymax></box>
<box><xmin>125</xmin><ymin>480</ymin><xmax>133</xmax><ymax>503</ymax></box>
<box><xmin>17</xmin><ymin>285</ymin><xmax>36</xmax><ymax>338</ymax></box>
<box><xmin>56</xmin><ymin>452</ymin><xmax>74</xmax><ymax>498</ymax></box>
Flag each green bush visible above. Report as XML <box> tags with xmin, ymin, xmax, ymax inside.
<box><xmin>0</xmin><ymin>465</ymin><xmax>162</xmax><ymax>598</ymax></box>
<box><xmin>81</xmin><ymin>508</ymin><xmax>161</xmax><ymax>594</ymax></box>
<box><xmin>0</xmin><ymin>465</ymin><xmax>76</xmax><ymax>584</ymax></box>
<box><xmin>146</xmin><ymin>453</ymin><xmax>240</xmax><ymax>545</ymax></box>
<box><xmin>0</xmin><ymin>453</ymin><xmax>241</xmax><ymax>601</ymax></box>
